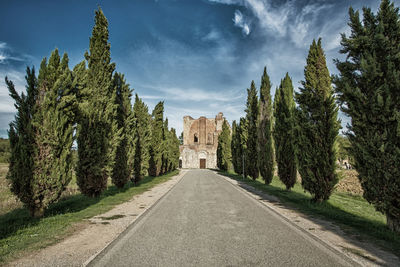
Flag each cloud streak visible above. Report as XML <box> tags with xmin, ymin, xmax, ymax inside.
<box><xmin>233</xmin><ymin>10</ymin><xmax>251</xmax><ymax>35</ymax></box>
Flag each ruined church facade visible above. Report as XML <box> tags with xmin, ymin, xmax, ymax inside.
<box><xmin>179</xmin><ymin>112</ymin><xmax>227</xmax><ymax>169</ymax></box>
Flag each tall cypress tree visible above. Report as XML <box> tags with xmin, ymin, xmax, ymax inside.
<box><xmin>76</xmin><ymin>7</ymin><xmax>116</xmax><ymax>197</ymax></box>
<box><xmin>239</xmin><ymin>117</ymin><xmax>248</xmax><ymax>177</ymax></box>
<box><xmin>231</xmin><ymin>121</ymin><xmax>240</xmax><ymax>174</ymax></box>
<box><xmin>169</xmin><ymin>128</ymin><xmax>180</xmax><ymax>171</ymax></box>
<box><xmin>132</xmin><ymin>94</ymin><xmax>151</xmax><ymax>183</ymax></box>
<box><xmin>34</xmin><ymin>50</ymin><xmax>76</xmax><ymax>216</ymax></box>
<box><xmin>333</xmin><ymin>0</ymin><xmax>400</xmax><ymax>232</ymax></box>
<box><xmin>295</xmin><ymin>39</ymin><xmax>340</xmax><ymax>202</ymax></box>
<box><xmin>245</xmin><ymin>81</ymin><xmax>259</xmax><ymax>180</ymax></box>
<box><xmin>274</xmin><ymin>73</ymin><xmax>297</xmax><ymax>190</ymax></box>
<box><xmin>6</xmin><ymin>50</ymin><xmax>77</xmax><ymax>217</ymax></box>
<box><xmin>217</xmin><ymin>119</ymin><xmax>232</xmax><ymax>171</ymax></box>
<box><xmin>149</xmin><ymin>101</ymin><xmax>164</xmax><ymax>177</ymax></box>
<box><xmin>258</xmin><ymin>67</ymin><xmax>274</xmax><ymax>184</ymax></box>
<box><xmin>111</xmin><ymin>73</ymin><xmax>132</xmax><ymax>188</ymax></box>
<box><xmin>161</xmin><ymin>118</ymin><xmax>170</xmax><ymax>175</ymax></box>
<box><xmin>6</xmin><ymin>67</ymin><xmax>38</xmax><ymax>216</ymax></box>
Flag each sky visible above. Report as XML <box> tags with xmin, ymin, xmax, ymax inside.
<box><xmin>0</xmin><ymin>0</ymin><xmax>398</xmax><ymax>138</ymax></box>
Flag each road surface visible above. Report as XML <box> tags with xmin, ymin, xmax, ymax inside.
<box><xmin>89</xmin><ymin>169</ymin><xmax>355</xmax><ymax>266</ymax></box>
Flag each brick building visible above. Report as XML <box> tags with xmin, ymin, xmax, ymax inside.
<box><xmin>179</xmin><ymin>112</ymin><xmax>229</xmax><ymax>169</ymax></box>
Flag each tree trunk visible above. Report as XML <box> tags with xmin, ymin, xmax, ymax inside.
<box><xmin>387</xmin><ymin>214</ymin><xmax>400</xmax><ymax>233</ymax></box>
<box><xmin>31</xmin><ymin>206</ymin><xmax>45</xmax><ymax>218</ymax></box>
<box><xmin>312</xmin><ymin>197</ymin><xmax>323</xmax><ymax>203</ymax></box>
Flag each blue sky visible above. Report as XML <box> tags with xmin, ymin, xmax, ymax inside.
<box><xmin>1</xmin><ymin>0</ymin><xmax>398</xmax><ymax>137</ymax></box>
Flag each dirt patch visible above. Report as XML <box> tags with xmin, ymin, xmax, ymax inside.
<box><xmin>335</xmin><ymin>170</ymin><xmax>363</xmax><ymax>195</ymax></box>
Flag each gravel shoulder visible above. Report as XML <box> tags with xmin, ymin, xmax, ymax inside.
<box><xmin>9</xmin><ymin>170</ymin><xmax>187</xmax><ymax>267</ymax></box>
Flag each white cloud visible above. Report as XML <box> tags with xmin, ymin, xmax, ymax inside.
<box><xmin>209</xmin><ymin>0</ymin><xmax>343</xmax><ymax>50</ymax></box>
<box><xmin>289</xmin><ymin>3</ymin><xmax>333</xmax><ymax>48</ymax></box>
<box><xmin>244</xmin><ymin>0</ymin><xmax>291</xmax><ymax>37</ymax></box>
<box><xmin>202</xmin><ymin>29</ymin><xmax>221</xmax><ymax>42</ymax></box>
<box><xmin>233</xmin><ymin>10</ymin><xmax>251</xmax><ymax>35</ymax></box>
<box><xmin>0</xmin><ymin>54</ymin><xmax>6</xmax><ymax>63</ymax></box>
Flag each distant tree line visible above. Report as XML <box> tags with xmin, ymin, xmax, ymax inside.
<box><xmin>218</xmin><ymin>0</ymin><xmax>400</xmax><ymax>232</ymax></box>
<box><xmin>5</xmin><ymin>8</ymin><xmax>179</xmax><ymax>217</ymax></box>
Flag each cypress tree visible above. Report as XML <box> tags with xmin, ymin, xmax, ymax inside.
<box><xmin>217</xmin><ymin>119</ymin><xmax>232</xmax><ymax>171</ymax></box>
<box><xmin>333</xmin><ymin>0</ymin><xmax>400</xmax><ymax>232</ymax></box>
<box><xmin>274</xmin><ymin>73</ymin><xmax>297</xmax><ymax>190</ymax></box>
<box><xmin>295</xmin><ymin>39</ymin><xmax>340</xmax><ymax>202</ymax></box>
<box><xmin>161</xmin><ymin>118</ymin><xmax>170</xmax><ymax>175</ymax></box>
<box><xmin>6</xmin><ymin>67</ymin><xmax>38</xmax><ymax>216</ymax></box>
<box><xmin>245</xmin><ymin>81</ymin><xmax>259</xmax><ymax>180</ymax></box>
<box><xmin>258</xmin><ymin>67</ymin><xmax>274</xmax><ymax>184</ymax></box>
<box><xmin>231</xmin><ymin>121</ymin><xmax>240</xmax><ymax>174</ymax></box>
<box><xmin>149</xmin><ymin>101</ymin><xmax>164</xmax><ymax>176</ymax></box>
<box><xmin>169</xmin><ymin>128</ymin><xmax>180</xmax><ymax>171</ymax></box>
<box><xmin>239</xmin><ymin>117</ymin><xmax>248</xmax><ymax>177</ymax></box>
<box><xmin>132</xmin><ymin>94</ymin><xmax>151</xmax><ymax>183</ymax></box>
<box><xmin>6</xmin><ymin>49</ymin><xmax>77</xmax><ymax>217</ymax></box>
<box><xmin>111</xmin><ymin>73</ymin><xmax>132</xmax><ymax>188</ymax></box>
<box><xmin>76</xmin><ymin>7</ymin><xmax>116</xmax><ymax>197</ymax></box>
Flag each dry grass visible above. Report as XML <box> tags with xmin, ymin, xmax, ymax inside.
<box><xmin>336</xmin><ymin>170</ymin><xmax>363</xmax><ymax>196</ymax></box>
<box><xmin>0</xmin><ymin>165</ymin><xmax>82</xmax><ymax>215</ymax></box>
<box><xmin>0</xmin><ymin>164</ymin><xmax>21</xmax><ymax>215</ymax></box>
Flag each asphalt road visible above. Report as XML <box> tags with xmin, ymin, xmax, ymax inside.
<box><xmin>89</xmin><ymin>169</ymin><xmax>355</xmax><ymax>267</ymax></box>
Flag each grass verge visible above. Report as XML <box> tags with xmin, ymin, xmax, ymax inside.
<box><xmin>0</xmin><ymin>170</ymin><xmax>179</xmax><ymax>264</ymax></box>
<box><xmin>219</xmin><ymin>171</ymin><xmax>400</xmax><ymax>258</ymax></box>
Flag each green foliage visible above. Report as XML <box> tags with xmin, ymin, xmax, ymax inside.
<box><xmin>245</xmin><ymin>81</ymin><xmax>259</xmax><ymax>180</ymax></box>
<box><xmin>76</xmin><ymin>7</ymin><xmax>116</xmax><ymax>197</ymax></box>
<box><xmin>111</xmin><ymin>73</ymin><xmax>133</xmax><ymax>188</ymax></box>
<box><xmin>217</xmin><ymin>120</ymin><xmax>232</xmax><ymax>171</ymax></box>
<box><xmin>132</xmin><ymin>94</ymin><xmax>151</xmax><ymax>183</ymax></box>
<box><xmin>31</xmin><ymin>50</ymin><xmax>76</xmax><ymax>217</ymax></box>
<box><xmin>231</xmin><ymin>121</ymin><xmax>240</xmax><ymax>174</ymax></box>
<box><xmin>257</xmin><ymin>67</ymin><xmax>274</xmax><ymax>184</ymax></box>
<box><xmin>6</xmin><ymin>49</ymin><xmax>77</xmax><ymax>217</ymax></box>
<box><xmin>148</xmin><ymin>101</ymin><xmax>164</xmax><ymax>177</ymax></box>
<box><xmin>6</xmin><ymin>67</ymin><xmax>38</xmax><ymax>216</ymax></box>
<box><xmin>168</xmin><ymin>128</ymin><xmax>180</xmax><ymax>171</ymax></box>
<box><xmin>239</xmin><ymin>117</ymin><xmax>248</xmax><ymax>176</ymax></box>
<box><xmin>274</xmin><ymin>73</ymin><xmax>297</xmax><ymax>190</ymax></box>
<box><xmin>0</xmin><ymin>139</ymin><xmax>10</xmax><ymax>163</ymax></box>
<box><xmin>178</xmin><ymin>132</ymin><xmax>183</xmax><ymax>145</ymax></box>
<box><xmin>131</xmin><ymin>94</ymin><xmax>151</xmax><ymax>183</ymax></box>
<box><xmin>336</xmin><ymin>135</ymin><xmax>352</xmax><ymax>163</ymax></box>
<box><xmin>159</xmin><ymin>118</ymin><xmax>180</xmax><ymax>175</ymax></box>
<box><xmin>333</xmin><ymin>0</ymin><xmax>400</xmax><ymax>231</ymax></box>
<box><xmin>161</xmin><ymin>118</ymin><xmax>170</xmax><ymax>175</ymax></box>
<box><xmin>295</xmin><ymin>39</ymin><xmax>340</xmax><ymax>202</ymax></box>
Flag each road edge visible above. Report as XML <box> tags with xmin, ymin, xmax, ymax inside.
<box><xmin>83</xmin><ymin>169</ymin><xmax>188</xmax><ymax>266</ymax></box>
<box><xmin>215</xmin><ymin>171</ymin><xmax>363</xmax><ymax>267</ymax></box>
